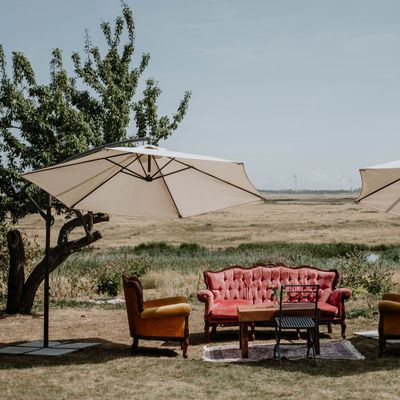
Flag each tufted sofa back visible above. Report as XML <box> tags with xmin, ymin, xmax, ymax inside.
<box><xmin>204</xmin><ymin>264</ymin><xmax>338</xmax><ymax>304</ymax></box>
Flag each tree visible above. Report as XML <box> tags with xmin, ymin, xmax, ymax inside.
<box><xmin>0</xmin><ymin>2</ymin><xmax>191</xmax><ymax>314</ymax></box>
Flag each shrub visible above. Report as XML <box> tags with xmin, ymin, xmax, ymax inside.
<box><xmin>96</xmin><ymin>255</ymin><xmax>152</xmax><ymax>297</ymax></box>
<box><xmin>177</xmin><ymin>242</ymin><xmax>207</xmax><ymax>255</ymax></box>
<box><xmin>337</xmin><ymin>249</ymin><xmax>394</xmax><ymax>296</ymax></box>
<box><xmin>133</xmin><ymin>242</ymin><xmax>175</xmax><ymax>256</ymax></box>
<box><xmin>96</xmin><ymin>270</ymin><xmax>121</xmax><ymax>297</ymax></box>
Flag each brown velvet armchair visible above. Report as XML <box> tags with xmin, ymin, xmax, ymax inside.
<box><xmin>378</xmin><ymin>293</ymin><xmax>400</xmax><ymax>356</ymax></box>
<box><xmin>122</xmin><ymin>276</ymin><xmax>191</xmax><ymax>358</ymax></box>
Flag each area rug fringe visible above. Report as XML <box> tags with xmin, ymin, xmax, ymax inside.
<box><xmin>203</xmin><ymin>340</ymin><xmax>364</xmax><ymax>362</ymax></box>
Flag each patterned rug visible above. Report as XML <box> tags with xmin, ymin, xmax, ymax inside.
<box><xmin>203</xmin><ymin>340</ymin><xmax>364</xmax><ymax>362</ymax></box>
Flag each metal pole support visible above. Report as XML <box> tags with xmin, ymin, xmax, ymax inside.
<box><xmin>43</xmin><ymin>194</ymin><xmax>52</xmax><ymax>348</ymax></box>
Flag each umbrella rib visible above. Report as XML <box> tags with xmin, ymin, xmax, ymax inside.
<box><xmin>153</xmin><ymin>157</ymin><xmax>182</xmax><ymax>218</ymax></box>
<box><xmin>355</xmin><ymin>177</ymin><xmax>400</xmax><ymax>203</ymax></box>
<box><xmin>22</xmin><ymin>151</ymin><xmax>135</xmax><ymax>175</ymax></box>
<box><xmin>138</xmin><ymin>156</ymin><xmax>148</xmax><ymax>176</ymax></box>
<box><xmin>150</xmin><ymin>158</ymin><xmax>175</xmax><ymax>179</ymax></box>
<box><xmin>174</xmin><ymin>159</ymin><xmax>264</xmax><ymax>199</ymax></box>
<box><xmin>55</xmin><ymin>154</ymin><xmax>139</xmax><ymax>198</ymax></box>
<box><xmin>152</xmin><ymin>167</ymin><xmax>191</xmax><ymax>180</ymax></box>
<box><xmin>106</xmin><ymin>157</ymin><xmax>145</xmax><ymax>180</ymax></box>
<box><xmin>386</xmin><ymin>197</ymin><xmax>400</xmax><ymax>213</ymax></box>
<box><xmin>70</xmin><ymin>156</ymin><xmax>139</xmax><ymax>209</ymax></box>
<box><xmin>119</xmin><ymin>170</ymin><xmax>147</xmax><ymax>180</ymax></box>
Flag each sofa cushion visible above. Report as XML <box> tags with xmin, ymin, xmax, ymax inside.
<box><xmin>209</xmin><ymin>299</ymin><xmax>252</xmax><ymax>320</ymax></box>
<box><xmin>208</xmin><ymin>299</ymin><xmax>337</xmax><ymax>320</ymax></box>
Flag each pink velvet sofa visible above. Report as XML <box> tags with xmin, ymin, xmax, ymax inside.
<box><xmin>197</xmin><ymin>263</ymin><xmax>352</xmax><ymax>342</ymax></box>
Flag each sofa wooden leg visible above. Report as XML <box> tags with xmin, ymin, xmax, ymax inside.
<box><xmin>378</xmin><ymin>314</ymin><xmax>385</xmax><ymax>357</ymax></box>
<box><xmin>183</xmin><ymin>316</ymin><xmax>189</xmax><ymax>358</ymax></box>
<box><xmin>327</xmin><ymin>322</ymin><xmax>332</xmax><ymax>334</ymax></box>
<box><xmin>183</xmin><ymin>339</ymin><xmax>189</xmax><ymax>358</ymax></box>
<box><xmin>204</xmin><ymin>322</ymin><xmax>210</xmax><ymax>343</ymax></box>
<box><xmin>341</xmin><ymin>321</ymin><xmax>347</xmax><ymax>339</ymax></box>
<box><xmin>211</xmin><ymin>326</ymin><xmax>217</xmax><ymax>336</ymax></box>
<box><xmin>131</xmin><ymin>337</ymin><xmax>139</xmax><ymax>356</ymax></box>
<box><xmin>378</xmin><ymin>337</ymin><xmax>385</xmax><ymax>357</ymax></box>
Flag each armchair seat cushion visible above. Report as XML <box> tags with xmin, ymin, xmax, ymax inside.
<box><xmin>141</xmin><ymin>303</ymin><xmax>191</xmax><ymax>319</ymax></box>
<box><xmin>209</xmin><ymin>299</ymin><xmax>252</xmax><ymax>320</ymax></box>
<box><xmin>144</xmin><ymin>296</ymin><xmax>188</xmax><ymax>308</ymax></box>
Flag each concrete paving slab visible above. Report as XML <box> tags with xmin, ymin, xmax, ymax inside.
<box><xmin>18</xmin><ymin>341</ymin><xmax>61</xmax><ymax>348</ymax></box>
<box><xmin>0</xmin><ymin>346</ymin><xmax>38</xmax><ymax>354</ymax></box>
<box><xmin>54</xmin><ymin>342</ymin><xmax>100</xmax><ymax>349</ymax></box>
<box><xmin>26</xmin><ymin>347</ymin><xmax>77</xmax><ymax>356</ymax></box>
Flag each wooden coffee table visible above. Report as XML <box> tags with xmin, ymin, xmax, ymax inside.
<box><xmin>237</xmin><ymin>303</ymin><xmax>320</xmax><ymax>358</ymax></box>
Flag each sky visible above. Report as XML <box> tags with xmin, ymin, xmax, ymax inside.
<box><xmin>1</xmin><ymin>0</ymin><xmax>400</xmax><ymax>190</ymax></box>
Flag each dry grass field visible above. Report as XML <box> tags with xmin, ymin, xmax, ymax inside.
<box><xmin>15</xmin><ymin>192</ymin><xmax>400</xmax><ymax>248</ymax></box>
<box><xmin>1</xmin><ymin>193</ymin><xmax>400</xmax><ymax>400</ymax></box>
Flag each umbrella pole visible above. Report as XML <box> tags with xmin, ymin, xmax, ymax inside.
<box><xmin>43</xmin><ymin>194</ymin><xmax>52</xmax><ymax>348</ymax></box>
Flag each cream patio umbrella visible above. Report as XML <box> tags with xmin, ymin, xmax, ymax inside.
<box><xmin>20</xmin><ymin>142</ymin><xmax>264</xmax><ymax>350</ymax></box>
<box><xmin>22</xmin><ymin>144</ymin><xmax>263</xmax><ymax>217</ymax></box>
<box><xmin>355</xmin><ymin>160</ymin><xmax>400</xmax><ymax>215</ymax></box>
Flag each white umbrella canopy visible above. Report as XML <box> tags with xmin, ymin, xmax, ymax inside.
<box><xmin>355</xmin><ymin>160</ymin><xmax>400</xmax><ymax>215</ymax></box>
<box><xmin>21</xmin><ymin>145</ymin><xmax>264</xmax><ymax>217</ymax></box>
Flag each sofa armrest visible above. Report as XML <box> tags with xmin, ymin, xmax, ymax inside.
<box><xmin>382</xmin><ymin>293</ymin><xmax>400</xmax><ymax>303</ymax></box>
<box><xmin>327</xmin><ymin>288</ymin><xmax>352</xmax><ymax>308</ymax></box>
<box><xmin>197</xmin><ymin>290</ymin><xmax>214</xmax><ymax>304</ymax></box>
<box><xmin>144</xmin><ymin>296</ymin><xmax>188</xmax><ymax>308</ymax></box>
<box><xmin>379</xmin><ymin>300</ymin><xmax>400</xmax><ymax>314</ymax></box>
<box><xmin>197</xmin><ymin>290</ymin><xmax>214</xmax><ymax>316</ymax></box>
<box><xmin>140</xmin><ymin>303</ymin><xmax>191</xmax><ymax>319</ymax></box>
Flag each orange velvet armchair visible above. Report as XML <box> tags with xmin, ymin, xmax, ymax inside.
<box><xmin>378</xmin><ymin>293</ymin><xmax>400</xmax><ymax>356</ymax></box>
<box><xmin>122</xmin><ymin>276</ymin><xmax>191</xmax><ymax>358</ymax></box>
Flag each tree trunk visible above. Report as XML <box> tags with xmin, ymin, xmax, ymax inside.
<box><xmin>5</xmin><ymin>230</ymin><xmax>25</xmax><ymax>313</ymax></box>
<box><xmin>5</xmin><ymin>212</ymin><xmax>109</xmax><ymax>314</ymax></box>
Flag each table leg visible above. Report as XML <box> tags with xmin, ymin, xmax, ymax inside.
<box><xmin>239</xmin><ymin>322</ymin><xmax>242</xmax><ymax>349</ymax></box>
<box><xmin>241</xmin><ymin>322</ymin><xmax>249</xmax><ymax>358</ymax></box>
<box><xmin>315</xmin><ymin>322</ymin><xmax>320</xmax><ymax>355</ymax></box>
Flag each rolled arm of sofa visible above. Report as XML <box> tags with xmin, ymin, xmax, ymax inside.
<box><xmin>197</xmin><ymin>290</ymin><xmax>214</xmax><ymax>315</ymax></box>
<box><xmin>197</xmin><ymin>290</ymin><xmax>214</xmax><ymax>304</ymax></box>
<box><xmin>382</xmin><ymin>293</ymin><xmax>400</xmax><ymax>303</ymax></box>
<box><xmin>327</xmin><ymin>288</ymin><xmax>352</xmax><ymax>308</ymax></box>
<box><xmin>144</xmin><ymin>296</ymin><xmax>188</xmax><ymax>308</ymax></box>
<box><xmin>140</xmin><ymin>303</ymin><xmax>191</xmax><ymax>319</ymax></box>
<box><xmin>379</xmin><ymin>300</ymin><xmax>400</xmax><ymax>314</ymax></box>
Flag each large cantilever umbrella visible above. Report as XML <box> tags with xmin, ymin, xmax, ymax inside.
<box><xmin>20</xmin><ymin>143</ymin><xmax>264</xmax><ymax>349</ymax></box>
<box><xmin>355</xmin><ymin>160</ymin><xmax>400</xmax><ymax>215</ymax></box>
<box><xmin>22</xmin><ymin>144</ymin><xmax>263</xmax><ymax>217</ymax></box>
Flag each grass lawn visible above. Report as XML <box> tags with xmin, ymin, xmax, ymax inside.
<box><xmin>2</xmin><ymin>195</ymin><xmax>400</xmax><ymax>399</ymax></box>
<box><xmin>1</xmin><ymin>303</ymin><xmax>400</xmax><ymax>400</ymax></box>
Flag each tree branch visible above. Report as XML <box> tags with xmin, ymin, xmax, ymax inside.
<box><xmin>57</xmin><ymin>212</ymin><xmax>109</xmax><ymax>246</ymax></box>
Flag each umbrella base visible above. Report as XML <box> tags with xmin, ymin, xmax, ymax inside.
<box><xmin>0</xmin><ymin>340</ymin><xmax>99</xmax><ymax>356</ymax></box>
